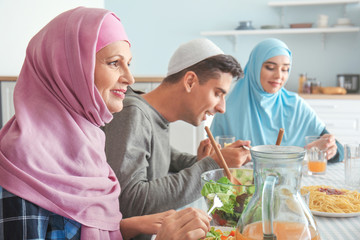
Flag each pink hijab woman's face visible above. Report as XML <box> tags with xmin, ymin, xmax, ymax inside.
<box><xmin>94</xmin><ymin>40</ymin><xmax>134</xmax><ymax>113</ymax></box>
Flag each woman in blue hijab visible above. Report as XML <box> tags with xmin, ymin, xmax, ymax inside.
<box><xmin>210</xmin><ymin>38</ymin><xmax>343</xmax><ymax>162</ymax></box>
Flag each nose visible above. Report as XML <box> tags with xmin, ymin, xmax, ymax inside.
<box><xmin>273</xmin><ymin>68</ymin><xmax>282</xmax><ymax>79</ymax></box>
<box><xmin>215</xmin><ymin>97</ymin><xmax>226</xmax><ymax>114</ymax></box>
<box><xmin>121</xmin><ymin>65</ymin><xmax>135</xmax><ymax>86</ymax></box>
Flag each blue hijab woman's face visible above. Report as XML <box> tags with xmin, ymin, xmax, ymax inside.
<box><xmin>260</xmin><ymin>55</ymin><xmax>290</xmax><ymax>94</ymax></box>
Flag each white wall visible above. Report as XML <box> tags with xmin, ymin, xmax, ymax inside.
<box><xmin>106</xmin><ymin>0</ymin><xmax>360</xmax><ymax>92</ymax></box>
<box><xmin>0</xmin><ymin>0</ymin><xmax>104</xmax><ymax>76</ymax></box>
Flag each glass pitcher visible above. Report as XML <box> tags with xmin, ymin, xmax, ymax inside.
<box><xmin>236</xmin><ymin>145</ymin><xmax>320</xmax><ymax>240</ymax></box>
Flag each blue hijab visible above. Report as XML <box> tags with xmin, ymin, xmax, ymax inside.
<box><xmin>210</xmin><ymin>38</ymin><xmax>325</xmax><ymax>147</ymax></box>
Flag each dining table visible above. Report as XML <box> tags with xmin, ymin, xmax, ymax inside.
<box><xmin>183</xmin><ymin>162</ymin><xmax>360</xmax><ymax>240</ymax></box>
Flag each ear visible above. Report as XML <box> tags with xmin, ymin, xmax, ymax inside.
<box><xmin>183</xmin><ymin>71</ymin><xmax>198</xmax><ymax>93</ymax></box>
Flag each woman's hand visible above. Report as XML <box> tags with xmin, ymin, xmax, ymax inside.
<box><xmin>156</xmin><ymin>208</ymin><xmax>211</xmax><ymax>240</ymax></box>
<box><xmin>120</xmin><ymin>210</ymin><xmax>175</xmax><ymax>240</ymax></box>
<box><xmin>305</xmin><ymin>134</ymin><xmax>337</xmax><ymax>160</ymax></box>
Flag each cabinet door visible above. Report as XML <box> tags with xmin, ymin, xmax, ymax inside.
<box><xmin>306</xmin><ymin>99</ymin><xmax>360</xmax><ymax>144</ymax></box>
<box><xmin>132</xmin><ymin>82</ymin><xmax>160</xmax><ymax>93</ymax></box>
<box><xmin>170</xmin><ymin>119</ymin><xmax>215</xmax><ymax>155</ymax></box>
<box><xmin>169</xmin><ymin>121</ymin><xmax>197</xmax><ymax>154</ymax></box>
<box><xmin>132</xmin><ymin>82</ymin><xmax>153</xmax><ymax>93</ymax></box>
<box><xmin>1</xmin><ymin>81</ymin><xmax>16</xmax><ymax>127</ymax></box>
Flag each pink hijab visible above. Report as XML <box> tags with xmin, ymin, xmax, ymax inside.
<box><xmin>0</xmin><ymin>7</ymin><xmax>129</xmax><ymax>239</ymax></box>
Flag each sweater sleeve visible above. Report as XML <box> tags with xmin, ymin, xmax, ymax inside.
<box><xmin>104</xmin><ymin>105</ymin><xmax>219</xmax><ymax>218</ymax></box>
<box><xmin>169</xmin><ymin>147</ymin><xmax>198</xmax><ymax>173</ymax></box>
<box><xmin>320</xmin><ymin>128</ymin><xmax>344</xmax><ymax>163</ymax></box>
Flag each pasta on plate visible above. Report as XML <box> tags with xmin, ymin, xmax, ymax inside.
<box><xmin>302</xmin><ymin>185</ymin><xmax>360</xmax><ymax>213</ymax></box>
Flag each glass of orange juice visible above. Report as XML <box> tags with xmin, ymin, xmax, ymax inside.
<box><xmin>305</xmin><ymin>136</ymin><xmax>328</xmax><ymax>175</ymax></box>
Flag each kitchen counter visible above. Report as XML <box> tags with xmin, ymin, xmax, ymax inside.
<box><xmin>134</xmin><ymin>76</ymin><xmax>163</xmax><ymax>82</ymax></box>
<box><xmin>0</xmin><ymin>76</ymin><xmax>16</xmax><ymax>81</ymax></box>
<box><xmin>2</xmin><ymin>76</ymin><xmax>360</xmax><ymax>99</ymax></box>
<box><xmin>299</xmin><ymin>93</ymin><xmax>360</xmax><ymax>100</ymax></box>
<box><xmin>0</xmin><ymin>76</ymin><xmax>164</xmax><ymax>83</ymax></box>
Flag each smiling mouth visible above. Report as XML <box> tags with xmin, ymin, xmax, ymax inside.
<box><xmin>203</xmin><ymin>112</ymin><xmax>214</xmax><ymax>120</ymax></box>
<box><xmin>111</xmin><ymin>89</ymin><xmax>126</xmax><ymax>98</ymax></box>
<box><xmin>112</xmin><ymin>90</ymin><xmax>125</xmax><ymax>94</ymax></box>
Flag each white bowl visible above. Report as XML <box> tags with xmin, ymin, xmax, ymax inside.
<box><xmin>337</xmin><ymin>18</ymin><xmax>351</xmax><ymax>25</ymax></box>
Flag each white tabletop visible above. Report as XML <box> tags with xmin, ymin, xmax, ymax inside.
<box><xmin>184</xmin><ymin>162</ymin><xmax>360</xmax><ymax>240</ymax></box>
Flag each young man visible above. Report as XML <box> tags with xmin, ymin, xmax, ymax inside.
<box><xmin>103</xmin><ymin>38</ymin><xmax>250</xmax><ymax>238</ymax></box>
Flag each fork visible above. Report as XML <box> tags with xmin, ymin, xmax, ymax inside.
<box><xmin>207</xmin><ymin>194</ymin><xmax>224</xmax><ymax>215</ymax></box>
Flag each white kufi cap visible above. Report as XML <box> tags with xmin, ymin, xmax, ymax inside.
<box><xmin>166</xmin><ymin>38</ymin><xmax>224</xmax><ymax>76</ymax></box>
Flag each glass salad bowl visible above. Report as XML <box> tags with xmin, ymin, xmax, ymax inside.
<box><xmin>201</xmin><ymin>168</ymin><xmax>254</xmax><ymax>227</ymax></box>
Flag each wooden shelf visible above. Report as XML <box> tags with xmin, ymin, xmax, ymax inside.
<box><xmin>268</xmin><ymin>0</ymin><xmax>360</xmax><ymax>7</ymax></box>
<box><xmin>201</xmin><ymin>27</ymin><xmax>359</xmax><ymax>50</ymax></box>
<box><xmin>201</xmin><ymin>0</ymin><xmax>359</xmax><ymax>51</ymax></box>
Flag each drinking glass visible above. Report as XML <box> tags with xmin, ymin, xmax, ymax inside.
<box><xmin>344</xmin><ymin>143</ymin><xmax>360</xmax><ymax>190</ymax></box>
<box><xmin>305</xmin><ymin>136</ymin><xmax>328</xmax><ymax>175</ymax></box>
<box><xmin>215</xmin><ymin>135</ymin><xmax>235</xmax><ymax>148</ymax></box>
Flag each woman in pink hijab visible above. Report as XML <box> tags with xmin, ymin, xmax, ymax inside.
<box><xmin>0</xmin><ymin>7</ymin><xmax>210</xmax><ymax>240</ymax></box>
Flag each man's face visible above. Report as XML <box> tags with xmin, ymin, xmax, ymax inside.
<box><xmin>184</xmin><ymin>72</ymin><xmax>233</xmax><ymax>126</ymax></box>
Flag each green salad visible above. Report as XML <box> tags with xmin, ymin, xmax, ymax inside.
<box><xmin>202</xmin><ymin>226</ymin><xmax>235</xmax><ymax>240</ymax></box>
<box><xmin>201</xmin><ymin>174</ymin><xmax>255</xmax><ymax>227</ymax></box>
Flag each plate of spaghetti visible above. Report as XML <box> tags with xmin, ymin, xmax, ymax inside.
<box><xmin>301</xmin><ymin>185</ymin><xmax>360</xmax><ymax>218</ymax></box>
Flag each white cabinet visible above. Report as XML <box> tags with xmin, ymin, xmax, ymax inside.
<box><xmin>0</xmin><ymin>81</ymin><xmax>16</xmax><ymax>127</ymax></box>
<box><xmin>132</xmin><ymin>82</ymin><xmax>160</xmax><ymax>93</ymax></box>
<box><xmin>305</xmin><ymin>98</ymin><xmax>360</xmax><ymax>144</ymax></box>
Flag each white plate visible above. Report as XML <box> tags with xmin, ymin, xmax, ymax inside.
<box><xmin>311</xmin><ymin>210</ymin><xmax>360</xmax><ymax>218</ymax></box>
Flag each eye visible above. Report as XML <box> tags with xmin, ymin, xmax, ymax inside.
<box><xmin>215</xmin><ymin>90</ymin><xmax>224</xmax><ymax>98</ymax></box>
<box><xmin>265</xmin><ymin>65</ymin><xmax>275</xmax><ymax>71</ymax></box>
<box><xmin>108</xmin><ymin>60</ymin><xmax>119</xmax><ymax>67</ymax></box>
<box><xmin>281</xmin><ymin>67</ymin><xmax>290</xmax><ymax>72</ymax></box>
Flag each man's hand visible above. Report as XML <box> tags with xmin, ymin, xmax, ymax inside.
<box><xmin>197</xmin><ymin>138</ymin><xmax>218</xmax><ymax>161</ymax></box>
<box><xmin>211</xmin><ymin>140</ymin><xmax>252</xmax><ymax>168</ymax></box>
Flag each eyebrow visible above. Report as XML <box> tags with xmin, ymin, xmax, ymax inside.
<box><xmin>217</xmin><ymin>87</ymin><xmax>227</xmax><ymax>95</ymax></box>
<box><xmin>106</xmin><ymin>54</ymin><xmax>124</xmax><ymax>60</ymax></box>
<box><xmin>105</xmin><ymin>54</ymin><xmax>132</xmax><ymax>64</ymax></box>
<box><xmin>264</xmin><ymin>61</ymin><xmax>290</xmax><ymax>66</ymax></box>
